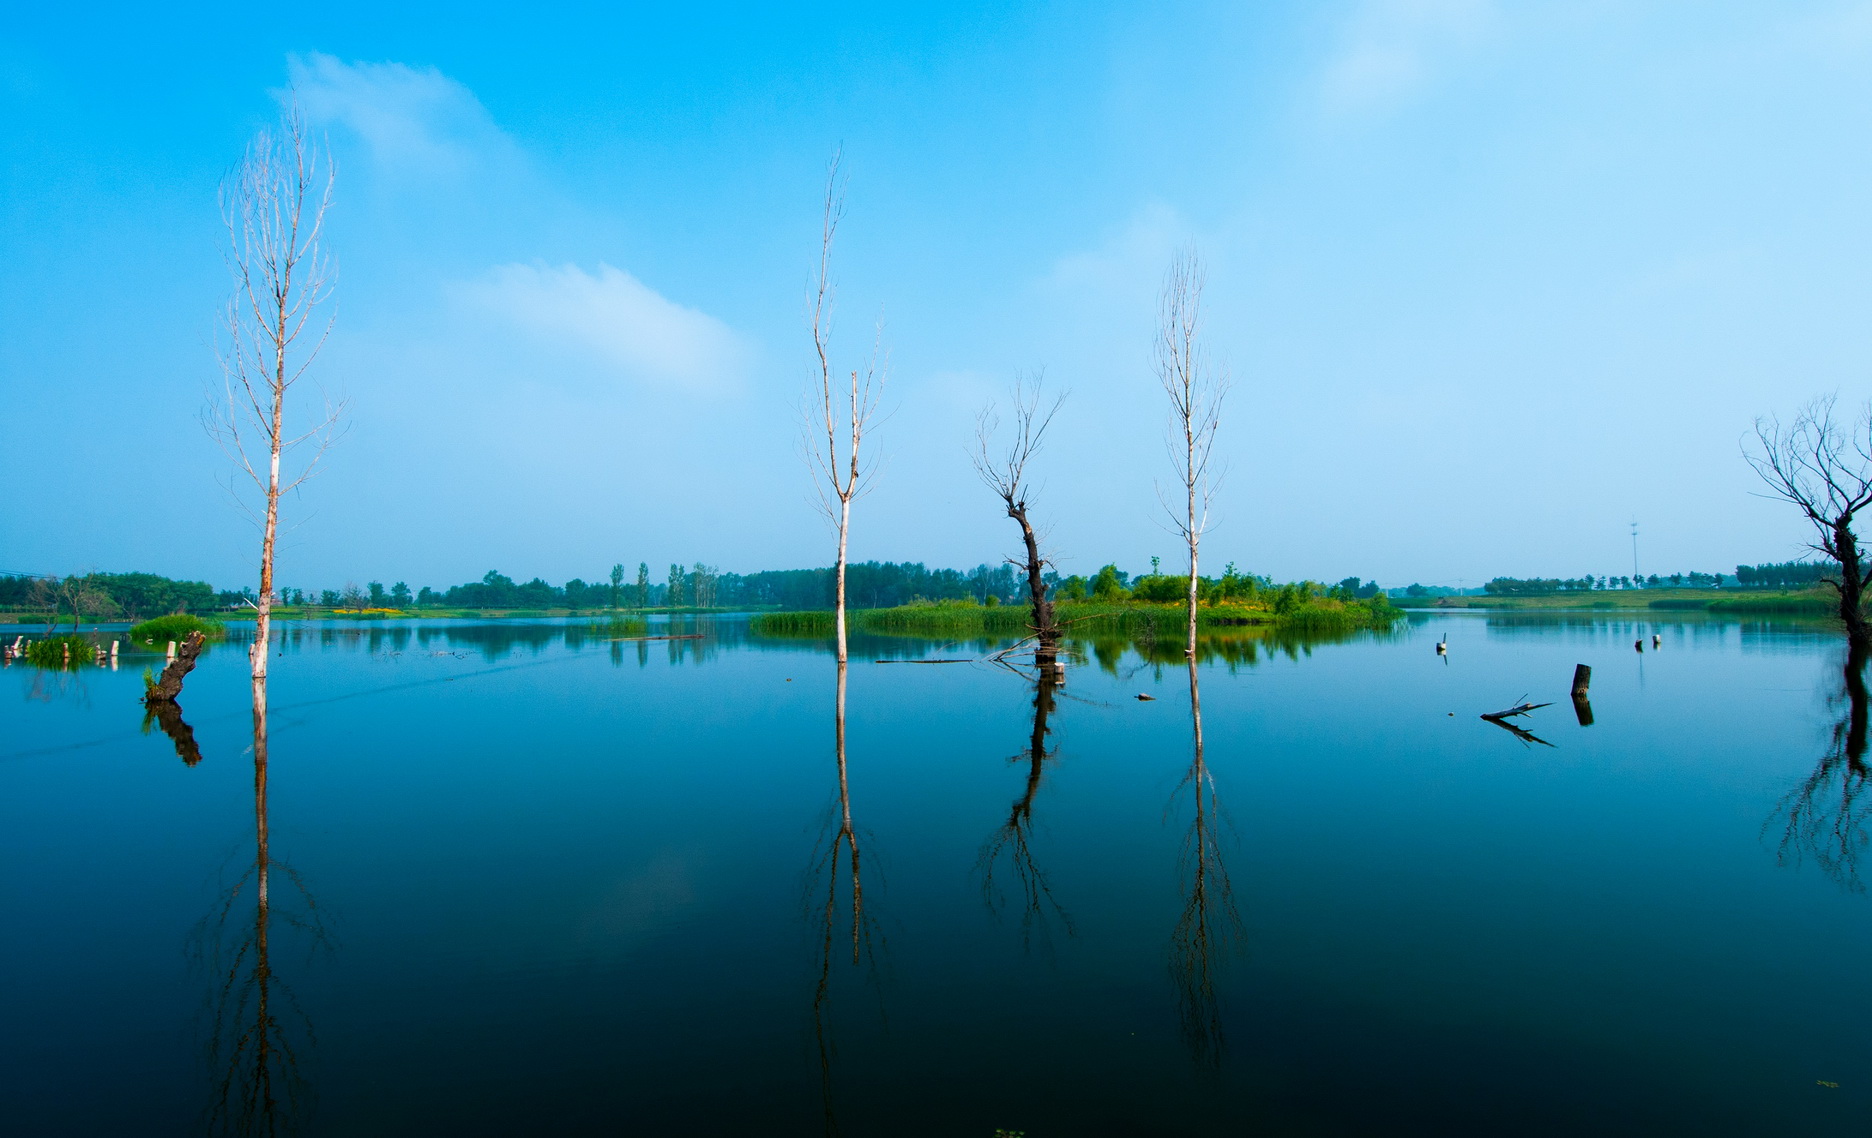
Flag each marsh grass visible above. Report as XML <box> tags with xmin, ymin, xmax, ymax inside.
<box><xmin>128</xmin><ymin>614</ymin><xmax>226</xmax><ymax>647</ymax></box>
<box><xmin>749</xmin><ymin>596</ymin><xmax>1399</xmax><ymax>641</ymax></box>
<box><xmin>589</xmin><ymin>614</ymin><xmax>649</xmax><ymax>637</ymax></box>
<box><xmin>751</xmin><ymin>610</ymin><xmax>837</xmax><ymax>636</ymax></box>
<box><xmin>24</xmin><ymin>634</ymin><xmax>97</xmax><ymax>668</ymax></box>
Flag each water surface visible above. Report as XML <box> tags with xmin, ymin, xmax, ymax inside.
<box><xmin>2</xmin><ymin>612</ymin><xmax>1868</xmax><ymax>1135</ymax></box>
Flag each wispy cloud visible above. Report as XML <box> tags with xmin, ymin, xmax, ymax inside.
<box><xmin>1321</xmin><ymin>0</ymin><xmax>1496</xmax><ymax>113</ymax></box>
<box><xmin>282</xmin><ymin>52</ymin><xmax>511</xmax><ymax>174</ymax></box>
<box><xmin>1041</xmin><ymin>201</ymin><xmax>1187</xmax><ymax>301</ymax></box>
<box><xmin>455</xmin><ymin>262</ymin><xmax>748</xmax><ymax>390</ymax></box>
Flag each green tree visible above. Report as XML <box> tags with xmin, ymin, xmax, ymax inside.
<box><xmin>1091</xmin><ymin>563</ymin><xmax>1129</xmax><ymax>600</ymax></box>
<box><xmin>667</xmin><ymin>563</ymin><xmax>685</xmax><ymax>608</ymax></box>
<box><xmin>610</xmin><ymin>563</ymin><xmax>625</xmax><ymax>609</ymax></box>
<box><xmin>390</xmin><ymin>582</ymin><xmax>411</xmax><ymax>608</ymax></box>
<box><xmin>636</xmin><ymin>562</ymin><xmax>650</xmax><ymax>608</ymax></box>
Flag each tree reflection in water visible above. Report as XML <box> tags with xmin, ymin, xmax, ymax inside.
<box><xmin>807</xmin><ymin>659</ymin><xmax>880</xmax><ymax>1135</ymax></box>
<box><xmin>142</xmin><ymin>699</ymin><xmax>203</xmax><ymax>766</ymax></box>
<box><xmin>977</xmin><ymin>669</ymin><xmax>1075</xmax><ymax>952</ymax></box>
<box><xmin>1771</xmin><ymin>645</ymin><xmax>1872</xmax><ymax>892</ymax></box>
<box><xmin>1169</xmin><ymin>656</ymin><xmax>1243</xmax><ymax>1070</ymax></box>
<box><xmin>197</xmin><ymin>690</ymin><xmax>325</xmax><ymax>1136</ymax></box>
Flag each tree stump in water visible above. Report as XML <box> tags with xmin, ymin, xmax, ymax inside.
<box><xmin>144</xmin><ymin>631</ymin><xmax>205</xmax><ymax>704</ymax></box>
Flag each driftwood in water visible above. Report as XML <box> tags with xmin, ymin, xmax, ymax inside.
<box><xmin>144</xmin><ymin>631</ymin><xmax>205</xmax><ymax>704</ymax></box>
<box><xmin>875</xmin><ymin>658</ymin><xmax>975</xmax><ymax>664</ymax></box>
<box><xmin>1481</xmin><ymin>699</ymin><xmax>1552</xmax><ymax>722</ymax></box>
<box><xmin>605</xmin><ymin>633</ymin><xmax>704</xmax><ymax>643</ymax></box>
<box><xmin>1571</xmin><ymin>664</ymin><xmax>1591</xmax><ymax>697</ymax></box>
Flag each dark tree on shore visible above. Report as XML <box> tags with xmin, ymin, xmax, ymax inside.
<box><xmin>1746</xmin><ymin>395</ymin><xmax>1872</xmax><ymax>647</ymax></box>
<box><xmin>972</xmin><ymin>373</ymin><xmax>1065</xmax><ymax>668</ymax></box>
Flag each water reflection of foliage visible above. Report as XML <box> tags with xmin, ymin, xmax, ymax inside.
<box><xmin>806</xmin><ymin>659</ymin><xmax>880</xmax><ymax>1136</ymax></box>
<box><xmin>977</xmin><ymin>673</ymin><xmax>1075</xmax><ymax>952</ymax></box>
<box><xmin>195</xmin><ymin>709</ymin><xmax>327</xmax><ymax>1136</ymax></box>
<box><xmin>1073</xmin><ymin>622</ymin><xmax>1386</xmax><ymax>675</ymax></box>
<box><xmin>1169</xmin><ymin>659</ymin><xmax>1243</xmax><ymax>1070</ymax></box>
<box><xmin>1770</xmin><ymin>646</ymin><xmax>1872</xmax><ymax>892</ymax></box>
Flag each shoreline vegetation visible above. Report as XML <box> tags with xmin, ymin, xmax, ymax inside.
<box><xmin>1395</xmin><ymin>587</ymin><xmax>1838</xmax><ymax>616</ymax></box>
<box><xmin>753</xmin><ymin>591</ymin><xmax>1401</xmax><ymax>639</ymax></box>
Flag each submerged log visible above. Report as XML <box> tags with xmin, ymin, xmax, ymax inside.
<box><xmin>143</xmin><ymin>631</ymin><xmax>205</xmax><ymax>705</ymax></box>
<box><xmin>1571</xmin><ymin>664</ymin><xmax>1591</xmax><ymax>697</ymax></box>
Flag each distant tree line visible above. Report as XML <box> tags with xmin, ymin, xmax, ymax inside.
<box><xmin>1734</xmin><ymin>560</ymin><xmax>1858</xmax><ymax>588</ymax></box>
<box><xmin>0</xmin><ymin>572</ymin><xmax>244</xmax><ymax>617</ymax></box>
<box><xmin>1478</xmin><ymin>567</ymin><xmax>1839</xmax><ymax>595</ymax></box>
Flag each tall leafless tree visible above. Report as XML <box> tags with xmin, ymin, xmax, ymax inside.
<box><xmin>1156</xmin><ymin>250</ymin><xmax>1228</xmax><ymax>659</ymax></box>
<box><xmin>1746</xmin><ymin>395</ymin><xmax>1872</xmax><ymax>648</ymax></box>
<box><xmin>206</xmin><ymin>103</ymin><xmax>345</xmax><ymax>705</ymax></box>
<box><xmin>803</xmin><ymin>151</ymin><xmax>884</xmax><ymax>666</ymax></box>
<box><xmin>973</xmin><ymin>374</ymin><xmax>1066</xmax><ymax>669</ymax></box>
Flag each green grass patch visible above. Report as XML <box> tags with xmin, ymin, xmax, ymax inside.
<box><xmin>128</xmin><ymin>613</ymin><xmax>225</xmax><ymax>647</ymax></box>
<box><xmin>751</xmin><ymin>610</ymin><xmax>838</xmax><ymax>636</ymax></box>
<box><xmin>589</xmin><ymin>614</ymin><xmax>649</xmax><ymax>637</ymax></box>
<box><xmin>1706</xmin><ymin>593</ymin><xmax>1835</xmax><ymax>615</ymax></box>
<box><xmin>24</xmin><ymin>634</ymin><xmax>97</xmax><ymax>668</ymax></box>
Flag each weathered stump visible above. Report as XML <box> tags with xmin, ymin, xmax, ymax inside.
<box><xmin>144</xmin><ymin>631</ymin><xmax>205</xmax><ymax>705</ymax></box>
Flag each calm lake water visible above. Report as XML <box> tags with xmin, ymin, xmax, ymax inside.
<box><xmin>4</xmin><ymin>611</ymin><xmax>1871</xmax><ymax>1136</ymax></box>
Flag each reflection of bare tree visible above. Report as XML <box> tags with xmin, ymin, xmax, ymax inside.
<box><xmin>807</xmin><ymin>659</ymin><xmax>879</xmax><ymax>1136</ymax></box>
<box><xmin>977</xmin><ymin>671</ymin><xmax>1075</xmax><ymax>951</ymax></box>
<box><xmin>1169</xmin><ymin>658</ymin><xmax>1242</xmax><ymax>1070</ymax></box>
<box><xmin>1771</xmin><ymin>646</ymin><xmax>1872</xmax><ymax>892</ymax></box>
<box><xmin>143</xmin><ymin>700</ymin><xmax>203</xmax><ymax>766</ymax></box>
<box><xmin>198</xmin><ymin>700</ymin><xmax>324</xmax><ymax>1135</ymax></box>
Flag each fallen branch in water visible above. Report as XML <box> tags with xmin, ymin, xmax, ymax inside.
<box><xmin>875</xmin><ymin>658</ymin><xmax>975</xmax><ymax>664</ymax></box>
<box><xmin>1481</xmin><ymin>696</ymin><xmax>1552</xmax><ymax>721</ymax></box>
<box><xmin>605</xmin><ymin>634</ymin><xmax>705</xmax><ymax>642</ymax></box>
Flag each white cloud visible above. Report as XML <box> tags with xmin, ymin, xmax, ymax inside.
<box><xmin>1321</xmin><ymin>0</ymin><xmax>1496</xmax><ymax>113</ymax></box>
<box><xmin>282</xmin><ymin>52</ymin><xmax>509</xmax><ymax>174</ymax></box>
<box><xmin>456</xmin><ymin>262</ymin><xmax>748</xmax><ymax>390</ymax></box>
<box><xmin>1041</xmin><ymin>201</ymin><xmax>1187</xmax><ymax>300</ymax></box>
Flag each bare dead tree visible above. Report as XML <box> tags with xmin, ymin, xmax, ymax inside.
<box><xmin>802</xmin><ymin>151</ymin><xmax>884</xmax><ymax>667</ymax></box>
<box><xmin>1746</xmin><ymin>396</ymin><xmax>1872</xmax><ymax>648</ymax></box>
<box><xmin>1156</xmin><ymin>249</ymin><xmax>1229</xmax><ymax>659</ymax></box>
<box><xmin>973</xmin><ymin>373</ymin><xmax>1066</xmax><ymax>668</ymax></box>
<box><xmin>206</xmin><ymin>102</ymin><xmax>346</xmax><ymax>703</ymax></box>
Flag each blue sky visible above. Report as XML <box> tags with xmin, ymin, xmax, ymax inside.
<box><xmin>5</xmin><ymin>1</ymin><xmax>1872</xmax><ymax>592</ymax></box>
